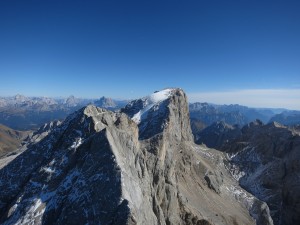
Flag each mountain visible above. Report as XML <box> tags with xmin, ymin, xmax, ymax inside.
<box><xmin>191</xmin><ymin>119</ymin><xmax>300</xmax><ymax>224</ymax></box>
<box><xmin>0</xmin><ymin>124</ymin><xmax>30</xmax><ymax>158</ymax></box>
<box><xmin>189</xmin><ymin>102</ymin><xmax>248</xmax><ymax>127</ymax></box>
<box><xmin>0</xmin><ymin>95</ymin><xmax>83</xmax><ymax>130</ymax></box>
<box><xmin>0</xmin><ymin>95</ymin><xmax>126</xmax><ymax>130</ymax></box>
<box><xmin>221</xmin><ymin>121</ymin><xmax>300</xmax><ymax>225</ymax></box>
<box><xmin>94</xmin><ymin>96</ymin><xmax>117</xmax><ymax>108</ymax></box>
<box><xmin>269</xmin><ymin>110</ymin><xmax>300</xmax><ymax>125</ymax></box>
<box><xmin>63</xmin><ymin>95</ymin><xmax>85</xmax><ymax>107</ymax></box>
<box><xmin>0</xmin><ymin>88</ymin><xmax>272</xmax><ymax>225</ymax></box>
<box><xmin>190</xmin><ymin>118</ymin><xmax>207</xmax><ymax>140</ymax></box>
<box><xmin>189</xmin><ymin>102</ymin><xmax>282</xmax><ymax>127</ymax></box>
<box><xmin>94</xmin><ymin>96</ymin><xmax>128</xmax><ymax>110</ymax></box>
<box><xmin>195</xmin><ymin>121</ymin><xmax>241</xmax><ymax>149</ymax></box>
<box><xmin>0</xmin><ymin>120</ymin><xmax>61</xmax><ymax>170</ymax></box>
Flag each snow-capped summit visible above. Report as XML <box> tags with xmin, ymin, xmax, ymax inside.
<box><xmin>131</xmin><ymin>88</ymin><xmax>174</xmax><ymax>124</ymax></box>
<box><xmin>121</xmin><ymin>88</ymin><xmax>188</xmax><ymax>139</ymax></box>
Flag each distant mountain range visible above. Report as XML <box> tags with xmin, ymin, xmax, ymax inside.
<box><xmin>1</xmin><ymin>94</ymin><xmax>299</xmax><ymax>133</ymax></box>
<box><xmin>1</xmin><ymin>94</ymin><xmax>299</xmax><ymax>132</ymax></box>
<box><xmin>0</xmin><ymin>95</ymin><xmax>127</xmax><ymax>130</ymax></box>
<box><xmin>189</xmin><ymin>102</ymin><xmax>287</xmax><ymax>126</ymax></box>
<box><xmin>189</xmin><ymin>102</ymin><xmax>300</xmax><ymax>135</ymax></box>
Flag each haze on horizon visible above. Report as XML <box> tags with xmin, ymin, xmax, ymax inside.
<box><xmin>0</xmin><ymin>0</ymin><xmax>299</xmax><ymax>110</ymax></box>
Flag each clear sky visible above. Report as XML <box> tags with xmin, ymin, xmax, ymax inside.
<box><xmin>0</xmin><ymin>0</ymin><xmax>299</xmax><ymax>109</ymax></box>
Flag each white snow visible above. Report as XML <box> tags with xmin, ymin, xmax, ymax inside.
<box><xmin>132</xmin><ymin>89</ymin><xmax>173</xmax><ymax>124</ymax></box>
<box><xmin>71</xmin><ymin>138</ymin><xmax>83</xmax><ymax>149</ymax></box>
<box><xmin>14</xmin><ymin>197</ymin><xmax>45</xmax><ymax>225</ymax></box>
<box><xmin>149</xmin><ymin>89</ymin><xmax>173</xmax><ymax>102</ymax></box>
<box><xmin>42</xmin><ymin>167</ymin><xmax>55</xmax><ymax>174</ymax></box>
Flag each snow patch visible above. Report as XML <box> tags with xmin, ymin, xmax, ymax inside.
<box><xmin>71</xmin><ymin>138</ymin><xmax>83</xmax><ymax>149</ymax></box>
<box><xmin>132</xmin><ymin>89</ymin><xmax>173</xmax><ymax>124</ymax></box>
<box><xmin>14</xmin><ymin>197</ymin><xmax>45</xmax><ymax>225</ymax></box>
<box><xmin>42</xmin><ymin>166</ymin><xmax>55</xmax><ymax>174</ymax></box>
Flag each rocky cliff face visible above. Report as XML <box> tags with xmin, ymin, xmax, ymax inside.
<box><xmin>0</xmin><ymin>88</ymin><xmax>272</xmax><ymax>225</ymax></box>
<box><xmin>223</xmin><ymin>121</ymin><xmax>300</xmax><ymax>225</ymax></box>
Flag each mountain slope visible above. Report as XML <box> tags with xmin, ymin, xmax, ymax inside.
<box><xmin>0</xmin><ymin>88</ymin><xmax>272</xmax><ymax>225</ymax></box>
<box><xmin>0</xmin><ymin>124</ymin><xmax>30</xmax><ymax>157</ymax></box>
<box><xmin>94</xmin><ymin>96</ymin><xmax>128</xmax><ymax>109</ymax></box>
<box><xmin>195</xmin><ymin>121</ymin><xmax>241</xmax><ymax>149</ymax></box>
<box><xmin>269</xmin><ymin>110</ymin><xmax>300</xmax><ymax>125</ymax></box>
<box><xmin>223</xmin><ymin>121</ymin><xmax>300</xmax><ymax>225</ymax></box>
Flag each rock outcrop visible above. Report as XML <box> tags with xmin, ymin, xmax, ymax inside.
<box><xmin>0</xmin><ymin>88</ymin><xmax>272</xmax><ymax>225</ymax></box>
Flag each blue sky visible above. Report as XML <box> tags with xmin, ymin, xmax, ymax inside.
<box><xmin>0</xmin><ymin>0</ymin><xmax>299</xmax><ymax>109</ymax></box>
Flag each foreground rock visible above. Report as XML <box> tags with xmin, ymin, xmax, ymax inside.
<box><xmin>0</xmin><ymin>89</ymin><xmax>272</xmax><ymax>225</ymax></box>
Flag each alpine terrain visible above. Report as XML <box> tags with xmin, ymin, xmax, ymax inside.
<box><xmin>222</xmin><ymin>121</ymin><xmax>300</xmax><ymax>225</ymax></box>
<box><xmin>192</xmin><ymin>119</ymin><xmax>300</xmax><ymax>225</ymax></box>
<box><xmin>0</xmin><ymin>88</ymin><xmax>273</xmax><ymax>225</ymax></box>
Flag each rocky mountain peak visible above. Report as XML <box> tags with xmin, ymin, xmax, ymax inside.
<box><xmin>189</xmin><ymin>102</ymin><xmax>210</xmax><ymax>111</ymax></box>
<box><xmin>241</xmin><ymin>119</ymin><xmax>264</xmax><ymax>133</ymax></box>
<box><xmin>213</xmin><ymin>121</ymin><xmax>234</xmax><ymax>130</ymax></box>
<box><xmin>121</xmin><ymin>88</ymin><xmax>193</xmax><ymax>141</ymax></box>
<box><xmin>95</xmin><ymin>96</ymin><xmax>117</xmax><ymax>108</ymax></box>
<box><xmin>0</xmin><ymin>89</ymin><xmax>273</xmax><ymax>225</ymax></box>
<box><xmin>64</xmin><ymin>95</ymin><xmax>80</xmax><ymax>107</ymax></box>
<box><xmin>14</xmin><ymin>94</ymin><xmax>28</xmax><ymax>102</ymax></box>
